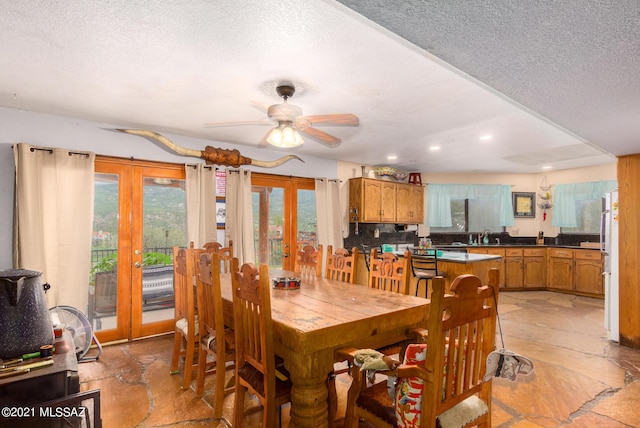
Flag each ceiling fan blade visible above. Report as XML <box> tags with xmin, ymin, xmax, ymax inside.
<box><xmin>204</xmin><ymin>118</ymin><xmax>272</xmax><ymax>127</ymax></box>
<box><xmin>259</xmin><ymin>129</ymin><xmax>270</xmax><ymax>147</ymax></box>
<box><xmin>297</xmin><ymin>113</ymin><xmax>359</xmax><ymax>127</ymax></box>
<box><xmin>298</xmin><ymin>126</ymin><xmax>341</xmax><ymax>146</ymax></box>
<box><xmin>250</xmin><ymin>100</ymin><xmax>270</xmax><ymax>113</ymax></box>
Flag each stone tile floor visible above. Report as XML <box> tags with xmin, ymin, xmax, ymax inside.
<box><xmin>78</xmin><ymin>291</ymin><xmax>640</xmax><ymax>427</ymax></box>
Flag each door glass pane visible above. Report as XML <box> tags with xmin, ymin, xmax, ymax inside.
<box><xmin>297</xmin><ymin>189</ymin><xmax>317</xmax><ymax>248</ymax></box>
<box><xmin>252</xmin><ymin>186</ymin><xmax>284</xmax><ymax>268</ymax></box>
<box><xmin>141</xmin><ymin>177</ymin><xmax>187</xmax><ymax>325</ymax></box>
<box><xmin>90</xmin><ymin>173</ymin><xmax>120</xmax><ymax>332</ymax></box>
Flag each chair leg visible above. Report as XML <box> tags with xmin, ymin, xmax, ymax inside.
<box><xmin>264</xmin><ymin>399</ymin><xmax>277</xmax><ymax>428</ymax></box>
<box><xmin>170</xmin><ymin>330</ymin><xmax>181</xmax><ymax>374</ymax></box>
<box><xmin>213</xmin><ymin>361</ymin><xmax>226</xmax><ymax>419</ymax></box>
<box><xmin>195</xmin><ymin>347</ymin><xmax>206</xmax><ymax>396</ymax></box>
<box><xmin>327</xmin><ymin>372</ymin><xmax>337</xmax><ymax>427</ymax></box>
<box><xmin>182</xmin><ymin>337</ymin><xmax>196</xmax><ymax>389</ymax></box>
<box><xmin>415</xmin><ymin>278</ymin><xmax>426</xmax><ymax>297</ymax></box>
<box><xmin>233</xmin><ymin>384</ymin><xmax>247</xmax><ymax>428</ymax></box>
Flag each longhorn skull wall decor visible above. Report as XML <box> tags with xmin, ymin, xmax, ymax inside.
<box><xmin>116</xmin><ymin>129</ymin><xmax>304</xmax><ymax>168</ymax></box>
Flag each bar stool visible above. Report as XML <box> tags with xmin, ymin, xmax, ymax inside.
<box><xmin>408</xmin><ymin>172</ymin><xmax>422</xmax><ymax>185</ymax></box>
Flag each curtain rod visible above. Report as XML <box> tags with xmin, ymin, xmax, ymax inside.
<box><xmin>186</xmin><ymin>163</ymin><xmax>215</xmax><ymax>170</ymax></box>
<box><xmin>227</xmin><ymin>169</ymin><xmax>249</xmax><ymax>175</ymax></box>
<box><xmin>28</xmin><ymin>147</ymin><xmax>91</xmax><ymax>158</ymax></box>
<box><xmin>315</xmin><ymin>178</ymin><xmax>342</xmax><ymax>183</ymax></box>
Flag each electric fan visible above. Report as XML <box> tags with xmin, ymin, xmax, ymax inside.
<box><xmin>50</xmin><ymin>305</ymin><xmax>102</xmax><ymax>362</ymax></box>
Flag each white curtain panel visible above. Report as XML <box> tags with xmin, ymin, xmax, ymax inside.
<box><xmin>13</xmin><ymin>143</ymin><xmax>95</xmax><ymax>311</ymax></box>
<box><xmin>185</xmin><ymin>164</ymin><xmax>217</xmax><ymax>248</ymax></box>
<box><xmin>225</xmin><ymin>168</ymin><xmax>255</xmax><ymax>265</ymax></box>
<box><xmin>315</xmin><ymin>178</ymin><xmax>344</xmax><ymax>253</ymax></box>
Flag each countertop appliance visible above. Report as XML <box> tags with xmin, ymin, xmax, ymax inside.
<box><xmin>601</xmin><ymin>189</ymin><xmax>619</xmax><ymax>342</ymax></box>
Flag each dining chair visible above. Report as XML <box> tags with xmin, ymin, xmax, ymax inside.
<box><xmin>410</xmin><ymin>249</ymin><xmax>445</xmax><ymax>298</ymax></box>
<box><xmin>202</xmin><ymin>240</ymin><xmax>234</xmax><ymax>272</ymax></box>
<box><xmin>325</xmin><ymin>245</ymin><xmax>359</xmax><ymax>284</ymax></box>
<box><xmin>324</xmin><ymin>245</ymin><xmax>359</xmax><ymax>425</ymax></box>
<box><xmin>203</xmin><ymin>241</ymin><xmax>223</xmax><ymax>253</ymax></box>
<box><xmin>170</xmin><ymin>244</ymin><xmax>199</xmax><ymax>390</ymax></box>
<box><xmin>368</xmin><ymin>248</ymin><xmax>412</xmax><ymax>295</ymax></box>
<box><xmin>294</xmin><ymin>244</ymin><xmax>323</xmax><ymax>279</ymax></box>
<box><xmin>336</xmin><ymin>269</ymin><xmax>500</xmax><ymax>428</ymax></box>
<box><xmin>231</xmin><ymin>258</ymin><xmax>292</xmax><ymax>428</ymax></box>
<box><xmin>194</xmin><ymin>251</ymin><xmax>236</xmax><ymax>418</ymax></box>
<box><xmin>217</xmin><ymin>240</ymin><xmax>233</xmax><ymax>273</ymax></box>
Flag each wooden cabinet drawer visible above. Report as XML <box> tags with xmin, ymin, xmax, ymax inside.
<box><xmin>523</xmin><ymin>248</ymin><xmax>545</xmax><ymax>257</ymax></box>
<box><xmin>486</xmin><ymin>249</ymin><xmax>506</xmax><ymax>257</ymax></box>
<box><xmin>549</xmin><ymin>248</ymin><xmax>572</xmax><ymax>258</ymax></box>
<box><xmin>574</xmin><ymin>250</ymin><xmax>602</xmax><ymax>261</ymax></box>
<box><xmin>505</xmin><ymin>248</ymin><xmax>523</xmax><ymax>257</ymax></box>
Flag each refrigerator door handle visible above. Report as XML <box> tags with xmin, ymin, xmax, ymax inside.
<box><xmin>600</xmin><ymin>208</ymin><xmax>609</xmax><ymax>256</ymax></box>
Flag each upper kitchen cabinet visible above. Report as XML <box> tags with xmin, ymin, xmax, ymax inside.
<box><xmin>349</xmin><ymin>178</ymin><xmax>396</xmax><ymax>222</ymax></box>
<box><xmin>349</xmin><ymin>178</ymin><xmax>424</xmax><ymax>224</ymax></box>
<box><xmin>396</xmin><ymin>183</ymin><xmax>424</xmax><ymax>223</ymax></box>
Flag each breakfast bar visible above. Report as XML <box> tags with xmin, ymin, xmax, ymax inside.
<box><xmin>433</xmin><ymin>250</ymin><xmax>502</xmax><ymax>291</ymax></box>
<box><xmin>395</xmin><ymin>250</ymin><xmax>503</xmax><ymax>296</ymax></box>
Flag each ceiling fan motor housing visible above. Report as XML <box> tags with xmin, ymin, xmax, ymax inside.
<box><xmin>268</xmin><ymin>103</ymin><xmax>303</xmax><ymax>122</ymax></box>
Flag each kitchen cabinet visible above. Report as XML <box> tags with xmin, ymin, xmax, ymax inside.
<box><xmin>396</xmin><ymin>183</ymin><xmax>424</xmax><ymax>223</ymax></box>
<box><xmin>523</xmin><ymin>248</ymin><xmax>546</xmax><ymax>288</ymax></box>
<box><xmin>574</xmin><ymin>250</ymin><xmax>603</xmax><ymax>295</ymax></box>
<box><xmin>504</xmin><ymin>248</ymin><xmax>524</xmax><ymax>288</ymax></box>
<box><xmin>349</xmin><ymin>178</ymin><xmax>423</xmax><ymax>223</ymax></box>
<box><xmin>547</xmin><ymin>248</ymin><xmax>574</xmax><ymax>291</ymax></box>
<box><xmin>444</xmin><ymin>246</ymin><xmax>603</xmax><ymax>296</ymax></box>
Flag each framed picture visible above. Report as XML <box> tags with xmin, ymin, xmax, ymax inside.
<box><xmin>216</xmin><ymin>197</ymin><xmax>226</xmax><ymax>229</ymax></box>
<box><xmin>513</xmin><ymin>192</ymin><xmax>536</xmax><ymax>218</ymax></box>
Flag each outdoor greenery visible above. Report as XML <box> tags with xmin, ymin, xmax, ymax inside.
<box><xmin>93</xmin><ymin>180</ymin><xmax>187</xmax><ymax>251</ymax></box>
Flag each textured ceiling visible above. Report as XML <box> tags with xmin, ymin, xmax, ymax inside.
<box><xmin>337</xmin><ymin>0</ymin><xmax>640</xmax><ymax>158</ymax></box>
<box><xmin>0</xmin><ymin>0</ymin><xmax>626</xmax><ymax>173</ymax></box>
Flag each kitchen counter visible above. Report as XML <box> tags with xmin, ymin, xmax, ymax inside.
<box><xmin>435</xmin><ymin>244</ymin><xmax>601</xmax><ymax>250</ymax></box>
<box><xmin>394</xmin><ymin>250</ymin><xmax>502</xmax><ymax>264</ymax></box>
<box><xmin>391</xmin><ymin>250</ymin><xmax>501</xmax><ymax>296</ymax></box>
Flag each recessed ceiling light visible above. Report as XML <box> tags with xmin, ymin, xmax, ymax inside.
<box><xmin>429</xmin><ymin>146</ymin><xmax>441</xmax><ymax>151</ymax></box>
<box><xmin>479</xmin><ymin>134</ymin><xmax>493</xmax><ymax>141</ymax></box>
<box><xmin>542</xmin><ymin>165</ymin><xmax>552</xmax><ymax>170</ymax></box>
<box><xmin>387</xmin><ymin>155</ymin><xmax>397</xmax><ymax>160</ymax></box>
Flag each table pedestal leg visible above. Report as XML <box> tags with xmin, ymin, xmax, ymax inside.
<box><xmin>286</xmin><ymin>352</ymin><xmax>332</xmax><ymax>428</ymax></box>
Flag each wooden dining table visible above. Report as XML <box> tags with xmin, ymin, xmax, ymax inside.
<box><xmin>219</xmin><ymin>269</ymin><xmax>430</xmax><ymax>428</ymax></box>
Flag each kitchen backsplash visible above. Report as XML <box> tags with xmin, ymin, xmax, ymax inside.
<box><xmin>343</xmin><ymin>223</ymin><xmax>597</xmax><ymax>249</ymax></box>
<box><xmin>344</xmin><ymin>223</ymin><xmax>418</xmax><ymax>250</ymax></box>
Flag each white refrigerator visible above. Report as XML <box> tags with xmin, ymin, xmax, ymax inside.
<box><xmin>601</xmin><ymin>190</ymin><xmax>619</xmax><ymax>342</ymax></box>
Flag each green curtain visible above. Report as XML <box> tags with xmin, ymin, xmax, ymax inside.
<box><xmin>552</xmin><ymin>180</ymin><xmax>617</xmax><ymax>227</ymax></box>
<box><xmin>427</xmin><ymin>184</ymin><xmax>514</xmax><ymax>227</ymax></box>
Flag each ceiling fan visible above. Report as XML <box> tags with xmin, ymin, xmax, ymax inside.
<box><xmin>204</xmin><ymin>84</ymin><xmax>359</xmax><ymax>148</ymax></box>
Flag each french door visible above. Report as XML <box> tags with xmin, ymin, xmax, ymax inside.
<box><xmin>91</xmin><ymin>156</ymin><xmax>186</xmax><ymax>342</ymax></box>
<box><xmin>251</xmin><ymin>174</ymin><xmax>316</xmax><ymax>270</ymax></box>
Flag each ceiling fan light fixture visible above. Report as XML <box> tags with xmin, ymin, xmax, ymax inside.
<box><xmin>267</xmin><ymin>121</ymin><xmax>303</xmax><ymax>148</ymax></box>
